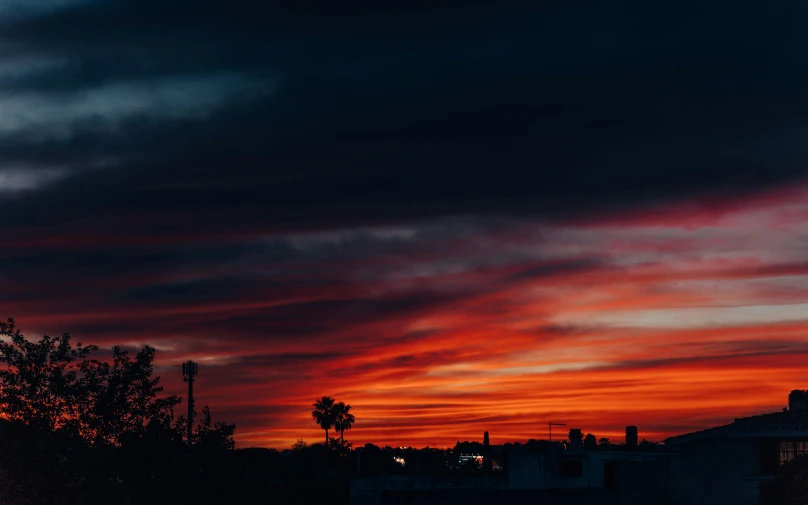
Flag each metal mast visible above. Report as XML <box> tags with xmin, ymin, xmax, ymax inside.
<box><xmin>182</xmin><ymin>360</ymin><xmax>199</xmax><ymax>449</ymax></box>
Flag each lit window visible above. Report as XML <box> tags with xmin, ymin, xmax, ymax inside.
<box><xmin>779</xmin><ymin>441</ymin><xmax>808</xmax><ymax>465</ymax></box>
<box><xmin>458</xmin><ymin>454</ymin><xmax>484</xmax><ymax>467</ymax></box>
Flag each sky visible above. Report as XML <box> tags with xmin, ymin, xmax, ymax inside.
<box><xmin>3</xmin><ymin>1</ymin><xmax>808</xmax><ymax>449</ymax></box>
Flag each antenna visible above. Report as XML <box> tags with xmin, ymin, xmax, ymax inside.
<box><xmin>182</xmin><ymin>360</ymin><xmax>198</xmax><ymax>449</ymax></box>
<box><xmin>548</xmin><ymin>422</ymin><xmax>566</xmax><ymax>444</ymax></box>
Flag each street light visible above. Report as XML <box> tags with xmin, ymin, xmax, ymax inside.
<box><xmin>548</xmin><ymin>422</ymin><xmax>566</xmax><ymax>444</ymax></box>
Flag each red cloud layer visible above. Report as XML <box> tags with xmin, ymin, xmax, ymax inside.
<box><xmin>9</xmin><ymin>185</ymin><xmax>808</xmax><ymax>448</ymax></box>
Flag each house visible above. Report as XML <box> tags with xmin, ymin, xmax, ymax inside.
<box><xmin>504</xmin><ymin>429</ymin><xmax>671</xmax><ymax>505</ymax></box>
<box><xmin>665</xmin><ymin>390</ymin><xmax>808</xmax><ymax>505</ymax></box>
<box><xmin>399</xmin><ymin>428</ymin><xmax>672</xmax><ymax>503</ymax></box>
<box><xmin>351</xmin><ymin>429</ymin><xmax>673</xmax><ymax>505</ymax></box>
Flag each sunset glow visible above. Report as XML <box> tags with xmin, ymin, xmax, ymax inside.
<box><xmin>4</xmin><ymin>0</ymin><xmax>808</xmax><ymax>454</ymax></box>
<box><xmin>9</xmin><ymin>186</ymin><xmax>808</xmax><ymax>448</ymax></box>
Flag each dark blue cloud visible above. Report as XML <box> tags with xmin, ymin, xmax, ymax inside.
<box><xmin>1</xmin><ymin>1</ymin><xmax>806</xmax><ymax>217</ymax></box>
<box><xmin>3</xmin><ymin>0</ymin><xmax>808</xmax><ymax>376</ymax></box>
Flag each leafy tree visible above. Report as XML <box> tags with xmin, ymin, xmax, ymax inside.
<box><xmin>0</xmin><ymin>318</ymin><xmax>240</xmax><ymax>505</ymax></box>
<box><xmin>169</xmin><ymin>403</ymin><xmax>236</xmax><ymax>451</ymax></box>
<box><xmin>0</xmin><ymin>318</ymin><xmax>233</xmax><ymax>452</ymax></box>
<box><xmin>638</xmin><ymin>439</ymin><xmax>662</xmax><ymax>451</ymax></box>
<box><xmin>0</xmin><ymin>318</ymin><xmax>97</xmax><ymax>432</ymax></box>
<box><xmin>312</xmin><ymin>396</ymin><xmax>337</xmax><ymax>444</ymax></box>
<box><xmin>78</xmin><ymin>345</ymin><xmax>181</xmax><ymax>447</ymax></box>
<box><xmin>292</xmin><ymin>438</ymin><xmax>308</xmax><ymax>451</ymax></box>
<box><xmin>328</xmin><ymin>436</ymin><xmax>351</xmax><ymax>454</ymax></box>
<box><xmin>334</xmin><ymin>402</ymin><xmax>355</xmax><ymax>446</ymax></box>
<box><xmin>454</xmin><ymin>440</ymin><xmax>485</xmax><ymax>455</ymax></box>
<box><xmin>598</xmin><ymin>437</ymin><xmax>611</xmax><ymax>448</ymax></box>
<box><xmin>195</xmin><ymin>405</ymin><xmax>236</xmax><ymax>451</ymax></box>
<box><xmin>0</xmin><ymin>318</ymin><xmax>182</xmax><ymax>448</ymax></box>
<box><xmin>584</xmin><ymin>433</ymin><xmax>597</xmax><ymax>450</ymax></box>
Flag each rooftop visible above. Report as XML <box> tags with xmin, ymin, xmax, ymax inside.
<box><xmin>665</xmin><ymin>410</ymin><xmax>808</xmax><ymax>446</ymax></box>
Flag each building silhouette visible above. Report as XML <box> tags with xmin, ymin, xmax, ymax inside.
<box><xmin>351</xmin><ymin>389</ymin><xmax>808</xmax><ymax>505</ymax></box>
<box><xmin>351</xmin><ymin>425</ymin><xmax>670</xmax><ymax>505</ymax></box>
<box><xmin>626</xmin><ymin>426</ymin><xmax>638</xmax><ymax>450</ymax></box>
<box><xmin>666</xmin><ymin>389</ymin><xmax>808</xmax><ymax>505</ymax></box>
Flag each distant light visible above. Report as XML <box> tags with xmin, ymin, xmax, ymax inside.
<box><xmin>393</xmin><ymin>457</ymin><xmax>406</xmax><ymax>467</ymax></box>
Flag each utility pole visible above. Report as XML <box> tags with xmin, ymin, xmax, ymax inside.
<box><xmin>182</xmin><ymin>360</ymin><xmax>198</xmax><ymax>449</ymax></box>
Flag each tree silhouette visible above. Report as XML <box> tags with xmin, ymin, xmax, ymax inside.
<box><xmin>334</xmin><ymin>402</ymin><xmax>355</xmax><ymax>446</ymax></box>
<box><xmin>584</xmin><ymin>433</ymin><xmax>597</xmax><ymax>450</ymax></box>
<box><xmin>79</xmin><ymin>345</ymin><xmax>181</xmax><ymax>447</ymax></box>
<box><xmin>0</xmin><ymin>317</ymin><xmax>234</xmax><ymax>451</ymax></box>
<box><xmin>328</xmin><ymin>436</ymin><xmax>351</xmax><ymax>455</ymax></box>
<box><xmin>312</xmin><ymin>396</ymin><xmax>337</xmax><ymax>444</ymax></box>
<box><xmin>0</xmin><ymin>318</ymin><xmax>97</xmax><ymax>432</ymax></box>
<box><xmin>194</xmin><ymin>405</ymin><xmax>236</xmax><ymax>451</ymax></box>
<box><xmin>292</xmin><ymin>438</ymin><xmax>308</xmax><ymax>451</ymax></box>
<box><xmin>0</xmin><ymin>318</ymin><xmax>240</xmax><ymax>505</ymax></box>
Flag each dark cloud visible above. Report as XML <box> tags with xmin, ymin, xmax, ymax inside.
<box><xmin>596</xmin><ymin>344</ymin><xmax>808</xmax><ymax>372</ymax></box>
<box><xmin>534</xmin><ymin>324</ymin><xmax>597</xmax><ymax>336</ymax></box>
<box><xmin>2</xmin><ymin>0</ymin><xmax>808</xmax><ymax>233</ymax></box>
<box><xmin>3</xmin><ymin>0</ymin><xmax>808</xmax><ymax>447</ymax></box>
<box><xmin>203</xmin><ymin>291</ymin><xmax>464</xmax><ymax>335</ymax></box>
<box><xmin>507</xmin><ymin>259</ymin><xmax>604</xmax><ymax>282</ymax></box>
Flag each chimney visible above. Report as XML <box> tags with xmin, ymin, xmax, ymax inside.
<box><xmin>569</xmin><ymin>429</ymin><xmax>583</xmax><ymax>451</ymax></box>
<box><xmin>789</xmin><ymin>390</ymin><xmax>808</xmax><ymax>412</ymax></box>
<box><xmin>626</xmin><ymin>426</ymin><xmax>638</xmax><ymax>450</ymax></box>
<box><xmin>483</xmin><ymin>431</ymin><xmax>492</xmax><ymax>472</ymax></box>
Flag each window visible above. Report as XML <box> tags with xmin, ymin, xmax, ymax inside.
<box><xmin>779</xmin><ymin>441</ymin><xmax>808</xmax><ymax>465</ymax></box>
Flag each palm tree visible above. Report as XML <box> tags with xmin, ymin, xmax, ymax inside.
<box><xmin>333</xmin><ymin>402</ymin><xmax>355</xmax><ymax>446</ymax></box>
<box><xmin>311</xmin><ymin>396</ymin><xmax>336</xmax><ymax>444</ymax></box>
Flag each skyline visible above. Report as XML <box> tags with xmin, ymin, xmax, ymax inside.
<box><xmin>3</xmin><ymin>1</ymin><xmax>808</xmax><ymax>449</ymax></box>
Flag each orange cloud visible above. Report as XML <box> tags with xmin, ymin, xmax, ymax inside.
<box><xmin>10</xmin><ymin>185</ymin><xmax>808</xmax><ymax>448</ymax></box>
